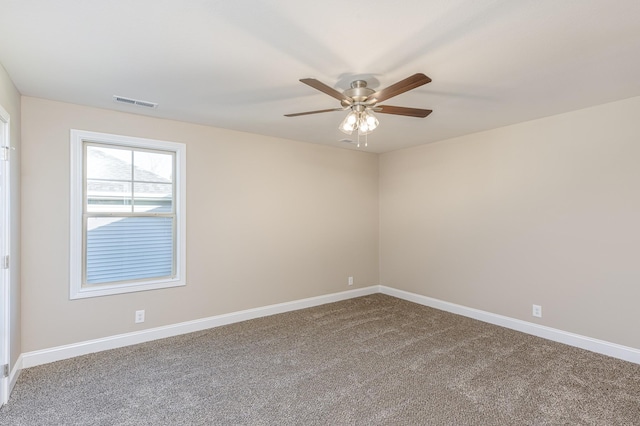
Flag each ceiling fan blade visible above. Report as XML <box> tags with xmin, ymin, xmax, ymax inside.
<box><xmin>368</xmin><ymin>73</ymin><xmax>431</xmax><ymax>103</ymax></box>
<box><xmin>376</xmin><ymin>105</ymin><xmax>433</xmax><ymax>118</ymax></box>
<box><xmin>284</xmin><ymin>108</ymin><xmax>345</xmax><ymax>117</ymax></box>
<box><xmin>300</xmin><ymin>78</ymin><xmax>351</xmax><ymax>103</ymax></box>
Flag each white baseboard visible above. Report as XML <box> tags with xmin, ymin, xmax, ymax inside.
<box><xmin>9</xmin><ymin>354</ymin><xmax>22</xmax><ymax>395</ymax></box>
<box><xmin>20</xmin><ymin>284</ymin><xmax>640</xmax><ymax>370</ymax></box>
<box><xmin>380</xmin><ymin>286</ymin><xmax>640</xmax><ymax>365</ymax></box>
<box><xmin>22</xmin><ymin>286</ymin><xmax>379</xmax><ymax>368</ymax></box>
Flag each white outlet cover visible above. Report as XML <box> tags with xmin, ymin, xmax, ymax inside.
<box><xmin>532</xmin><ymin>305</ymin><xmax>542</xmax><ymax>318</ymax></box>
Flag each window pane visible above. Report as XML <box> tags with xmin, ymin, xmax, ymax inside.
<box><xmin>87</xmin><ymin>180</ymin><xmax>132</xmax><ymax>213</ymax></box>
<box><xmin>133</xmin><ymin>182</ymin><xmax>173</xmax><ymax>213</ymax></box>
<box><xmin>85</xmin><ymin>216</ymin><xmax>174</xmax><ymax>285</ymax></box>
<box><xmin>134</xmin><ymin>151</ymin><xmax>173</xmax><ymax>182</ymax></box>
<box><xmin>86</xmin><ymin>146</ymin><xmax>132</xmax><ymax>181</ymax></box>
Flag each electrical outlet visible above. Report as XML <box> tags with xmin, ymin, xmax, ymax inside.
<box><xmin>532</xmin><ymin>304</ymin><xmax>542</xmax><ymax>318</ymax></box>
<box><xmin>348</xmin><ymin>276</ymin><xmax>354</xmax><ymax>286</ymax></box>
<box><xmin>135</xmin><ymin>310</ymin><xmax>145</xmax><ymax>323</ymax></box>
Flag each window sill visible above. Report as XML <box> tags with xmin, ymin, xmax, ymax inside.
<box><xmin>70</xmin><ymin>277</ymin><xmax>185</xmax><ymax>300</ymax></box>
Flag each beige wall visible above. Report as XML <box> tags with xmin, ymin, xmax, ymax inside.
<box><xmin>19</xmin><ymin>92</ymin><xmax>640</xmax><ymax>354</ymax></box>
<box><xmin>21</xmin><ymin>97</ymin><xmax>379</xmax><ymax>352</ymax></box>
<box><xmin>0</xmin><ymin>64</ymin><xmax>21</xmax><ymax>371</ymax></box>
<box><xmin>380</xmin><ymin>96</ymin><xmax>640</xmax><ymax>349</ymax></box>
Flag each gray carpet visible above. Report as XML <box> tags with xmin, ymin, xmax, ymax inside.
<box><xmin>1</xmin><ymin>294</ymin><xmax>639</xmax><ymax>425</ymax></box>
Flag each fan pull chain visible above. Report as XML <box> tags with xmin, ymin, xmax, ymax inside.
<box><xmin>355</xmin><ymin>127</ymin><xmax>368</xmax><ymax>148</ymax></box>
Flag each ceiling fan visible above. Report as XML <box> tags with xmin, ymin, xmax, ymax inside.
<box><xmin>285</xmin><ymin>73</ymin><xmax>432</xmax><ymax>147</ymax></box>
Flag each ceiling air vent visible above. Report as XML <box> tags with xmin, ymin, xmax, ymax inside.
<box><xmin>113</xmin><ymin>95</ymin><xmax>158</xmax><ymax>109</ymax></box>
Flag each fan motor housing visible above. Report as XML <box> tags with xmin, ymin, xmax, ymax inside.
<box><xmin>344</xmin><ymin>80</ymin><xmax>374</xmax><ymax>103</ymax></box>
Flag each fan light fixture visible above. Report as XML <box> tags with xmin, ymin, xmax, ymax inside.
<box><xmin>339</xmin><ymin>108</ymin><xmax>379</xmax><ymax>136</ymax></box>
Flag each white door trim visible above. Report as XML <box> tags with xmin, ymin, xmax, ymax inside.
<box><xmin>0</xmin><ymin>102</ymin><xmax>11</xmax><ymax>405</ymax></box>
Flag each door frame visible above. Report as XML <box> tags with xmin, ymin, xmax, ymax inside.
<box><xmin>0</xmin><ymin>102</ymin><xmax>11</xmax><ymax>405</ymax></box>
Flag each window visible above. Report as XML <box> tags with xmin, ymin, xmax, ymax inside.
<box><xmin>70</xmin><ymin>130</ymin><xmax>186</xmax><ymax>299</ymax></box>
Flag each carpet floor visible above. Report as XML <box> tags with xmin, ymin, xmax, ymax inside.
<box><xmin>1</xmin><ymin>294</ymin><xmax>639</xmax><ymax>425</ymax></box>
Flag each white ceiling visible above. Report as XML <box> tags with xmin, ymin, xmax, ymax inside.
<box><xmin>1</xmin><ymin>0</ymin><xmax>639</xmax><ymax>153</ymax></box>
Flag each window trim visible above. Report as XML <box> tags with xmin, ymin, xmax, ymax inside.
<box><xmin>70</xmin><ymin>130</ymin><xmax>186</xmax><ymax>299</ymax></box>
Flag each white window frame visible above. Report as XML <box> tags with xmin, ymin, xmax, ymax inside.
<box><xmin>70</xmin><ymin>130</ymin><xmax>186</xmax><ymax>299</ymax></box>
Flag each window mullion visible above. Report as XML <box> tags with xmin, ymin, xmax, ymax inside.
<box><xmin>130</xmin><ymin>150</ymin><xmax>135</xmax><ymax>213</ymax></box>
<box><xmin>85</xmin><ymin>212</ymin><xmax>175</xmax><ymax>218</ymax></box>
